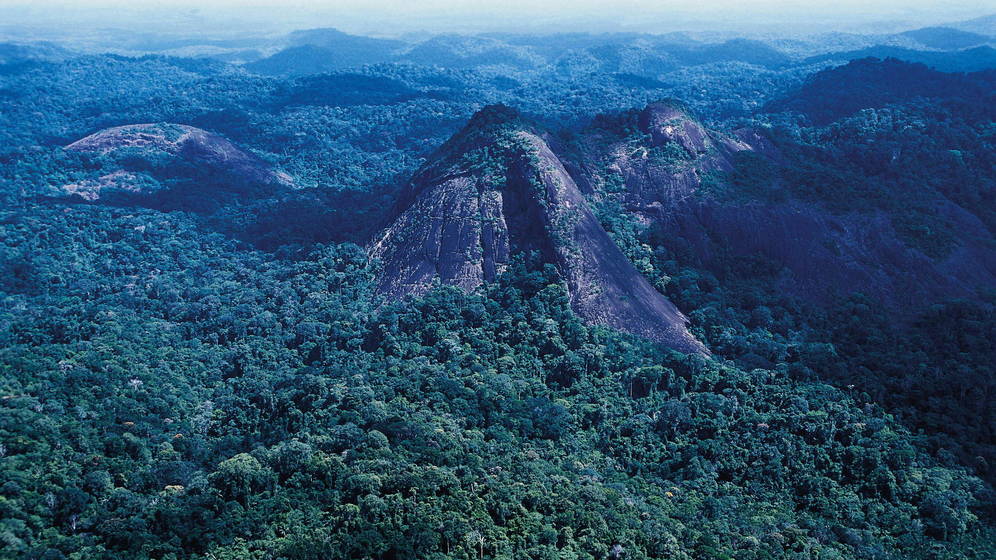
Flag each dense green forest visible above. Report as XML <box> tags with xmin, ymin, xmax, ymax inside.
<box><xmin>0</xmin><ymin>23</ymin><xmax>994</xmax><ymax>560</ymax></box>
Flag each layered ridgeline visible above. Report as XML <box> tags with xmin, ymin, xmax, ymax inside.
<box><xmin>370</xmin><ymin>95</ymin><xmax>995</xmax><ymax>353</ymax></box>
<box><xmin>51</xmin><ymin>90</ymin><xmax>996</xmax><ymax>353</ymax></box>
<box><xmin>370</xmin><ymin>106</ymin><xmax>705</xmax><ymax>354</ymax></box>
<box><xmin>577</xmin><ymin>99</ymin><xmax>995</xmax><ymax>312</ymax></box>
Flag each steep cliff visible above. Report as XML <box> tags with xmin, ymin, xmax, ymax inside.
<box><xmin>370</xmin><ymin>106</ymin><xmax>705</xmax><ymax>353</ymax></box>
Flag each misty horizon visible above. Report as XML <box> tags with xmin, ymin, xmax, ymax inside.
<box><xmin>2</xmin><ymin>0</ymin><xmax>994</xmax><ymax>39</ymax></box>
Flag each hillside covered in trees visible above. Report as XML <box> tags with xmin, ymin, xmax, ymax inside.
<box><xmin>0</xmin><ymin>20</ymin><xmax>994</xmax><ymax>560</ymax></box>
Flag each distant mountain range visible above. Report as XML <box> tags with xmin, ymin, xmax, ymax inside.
<box><xmin>241</xmin><ymin>24</ymin><xmax>995</xmax><ymax>77</ymax></box>
<box><xmin>3</xmin><ymin>18</ymin><xmax>995</xmax><ymax>78</ymax></box>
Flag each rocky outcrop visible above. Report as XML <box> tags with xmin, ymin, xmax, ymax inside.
<box><xmin>584</xmin><ymin>101</ymin><xmax>995</xmax><ymax>310</ymax></box>
<box><xmin>638</xmin><ymin>101</ymin><xmax>716</xmax><ymax>156</ymax></box>
<box><xmin>371</xmin><ymin>98</ymin><xmax>995</xmax><ymax>351</ymax></box>
<box><xmin>646</xmin><ymin>200</ymin><xmax>995</xmax><ymax>308</ymax></box>
<box><xmin>60</xmin><ymin>170</ymin><xmax>159</xmax><ymax>202</ymax></box>
<box><xmin>608</xmin><ymin>101</ymin><xmax>753</xmax><ymax>212</ymax></box>
<box><xmin>63</xmin><ymin>123</ymin><xmax>292</xmax><ymax>201</ymax></box>
<box><xmin>370</xmin><ymin>106</ymin><xmax>706</xmax><ymax>354</ymax></box>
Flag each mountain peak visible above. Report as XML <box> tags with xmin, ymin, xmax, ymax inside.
<box><xmin>441</xmin><ymin>104</ymin><xmax>531</xmax><ymax>151</ymax></box>
<box><xmin>638</xmin><ymin>100</ymin><xmax>713</xmax><ymax>155</ymax></box>
<box><xmin>467</xmin><ymin>103</ymin><xmax>524</xmax><ymax>128</ymax></box>
<box><xmin>371</xmin><ymin>111</ymin><xmax>706</xmax><ymax>354</ymax></box>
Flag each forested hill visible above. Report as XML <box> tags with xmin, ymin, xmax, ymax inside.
<box><xmin>766</xmin><ymin>57</ymin><xmax>996</xmax><ymax>125</ymax></box>
<box><xmin>0</xmin><ymin>28</ymin><xmax>994</xmax><ymax>560</ymax></box>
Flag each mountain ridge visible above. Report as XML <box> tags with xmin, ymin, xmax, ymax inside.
<box><xmin>370</xmin><ymin>105</ymin><xmax>706</xmax><ymax>354</ymax></box>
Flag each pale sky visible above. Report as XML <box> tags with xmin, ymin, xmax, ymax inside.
<box><xmin>1</xmin><ymin>0</ymin><xmax>992</xmax><ymax>36</ymax></box>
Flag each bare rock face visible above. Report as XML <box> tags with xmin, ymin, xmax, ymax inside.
<box><xmin>371</xmin><ymin>106</ymin><xmax>706</xmax><ymax>354</ymax></box>
<box><xmin>372</xmin><ymin>98</ymin><xmax>994</xmax><ymax>350</ymax></box>
<box><xmin>607</xmin><ymin>101</ymin><xmax>753</xmax><ymax>212</ymax></box>
<box><xmin>63</xmin><ymin>123</ymin><xmax>292</xmax><ymax>200</ymax></box>
<box><xmin>647</xmin><ymin>200</ymin><xmax>995</xmax><ymax>308</ymax></box>
<box><xmin>638</xmin><ymin>101</ymin><xmax>716</xmax><ymax>156</ymax></box>
<box><xmin>586</xmin><ymin>101</ymin><xmax>995</xmax><ymax>310</ymax></box>
<box><xmin>60</xmin><ymin>170</ymin><xmax>158</xmax><ymax>201</ymax></box>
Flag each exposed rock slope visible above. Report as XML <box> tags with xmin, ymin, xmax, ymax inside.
<box><xmin>608</xmin><ymin>101</ymin><xmax>753</xmax><ymax>211</ymax></box>
<box><xmin>581</xmin><ymin>100</ymin><xmax>995</xmax><ymax>310</ymax></box>
<box><xmin>375</xmin><ymin>96</ymin><xmax>994</xmax><ymax>349</ymax></box>
<box><xmin>63</xmin><ymin>123</ymin><xmax>292</xmax><ymax>201</ymax></box>
<box><xmin>371</xmin><ymin>106</ymin><xmax>705</xmax><ymax>353</ymax></box>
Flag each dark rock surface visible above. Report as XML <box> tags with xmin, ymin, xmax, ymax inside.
<box><xmin>370</xmin><ymin>106</ymin><xmax>706</xmax><ymax>354</ymax></box>
<box><xmin>638</xmin><ymin>101</ymin><xmax>717</xmax><ymax>156</ymax></box>
<box><xmin>371</xmin><ymin>98</ymin><xmax>995</xmax><ymax>350</ymax></box>
<box><xmin>645</xmin><ymin>199</ymin><xmax>995</xmax><ymax>308</ymax></box>
<box><xmin>608</xmin><ymin>101</ymin><xmax>752</xmax><ymax>212</ymax></box>
<box><xmin>587</xmin><ymin>101</ymin><xmax>995</xmax><ymax>310</ymax></box>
